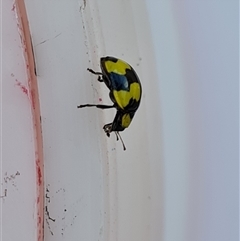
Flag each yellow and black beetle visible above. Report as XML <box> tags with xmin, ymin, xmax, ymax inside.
<box><xmin>77</xmin><ymin>56</ymin><xmax>142</xmax><ymax>150</ymax></box>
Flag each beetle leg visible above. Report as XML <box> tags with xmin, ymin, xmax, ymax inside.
<box><xmin>97</xmin><ymin>76</ymin><xmax>104</xmax><ymax>82</ymax></box>
<box><xmin>77</xmin><ymin>104</ymin><xmax>115</xmax><ymax>109</ymax></box>
<box><xmin>87</xmin><ymin>68</ymin><xmax>104</xmax><ymax>82</ymax></box>
<box><xmin>87</xmin><ymin>68</ymin><xmax>102</xmax><ymax>75</ymax></box>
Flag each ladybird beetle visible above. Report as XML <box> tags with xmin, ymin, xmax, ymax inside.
<box><xmin>77</xmin><ymin>56</ymin><xmax>142</xmax><ymax>150</ymax></box>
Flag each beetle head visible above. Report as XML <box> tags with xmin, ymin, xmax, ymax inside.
<box><xmin>103</xmin><ymin>123</ymin><xmax>126</xmax><ymax>151</ymax></box>
<box><xmin>103</xmin><ymin>110</ymin><xmax>135</xmax><ymax>135</ymax></box>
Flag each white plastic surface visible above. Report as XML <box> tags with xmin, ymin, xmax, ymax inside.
<box><xmin>23</xmin><ymin>1</ymin><xmax>163</xmax><ymax>240</ymax></box>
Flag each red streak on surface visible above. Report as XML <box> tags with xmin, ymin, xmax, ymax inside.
<box><xmin>11</xmin><ymin>4</ymin><xmax>16</xmax><ymax>11</ymax></box>
<box><xmin>15</xmin><ymin>1</ymin><xmax>44</xmax><ymax>240</ymax></box>
<box><xmin>36</xmin><ymin>159</ymin><xmax>42</xmax><ymax>186</ymax></box>
<box><xmin>15</xmin><ymin>79</ymin><xmax>28</xmax><ymax>96</ymax></box>
<box><xmin>38</xmin><ymin>216</ymin><xmax>41</xmax><ymax>225</ymax></box>
<box><xmin>31</xmin><ymin>89</ymin><xmax>36</xmax><ymax>110</ymax></box>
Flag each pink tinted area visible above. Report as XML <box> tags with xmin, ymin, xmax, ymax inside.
<box><xmin>11</xmin><ymin>4</ymin><xmax>16</xmax><ymax>11</ymax></box>
<box><xmin>14</xmin><ymin>1</ymin><xmax>44</xmax><ymax>241</ymax></box>
<box><xmin>15</xmin><ymin>79</ymin><xmax>29</xmax><ymax>96</ymax></box>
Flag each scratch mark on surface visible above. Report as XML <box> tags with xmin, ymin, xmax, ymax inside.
<box><xmin>45</xmin><ymin>185</ymin><xmax>55</xmax><ymax>235</ymax></box>
<box><xmin>30</xmin><ymin>35</ymin><xmax>37</xmax><ymax>75</ymax></box>
<box><xmin>45</xmin><ymin>206</ymin><xmax>56</xmax><ymax>222</ymax></box>
<box><xmin>0</xmin><ymin>189</ymin><xmax>7</xmax><ymax>198</ymax></box>
<box><xmin>35</xmin><ymin>33</ymin><xmax>62</xmax><ymax>46</ymax></box>
<box><xmin>80</xmin><ymin>0</ymin><xmax>87</xmax><ymax>11</ymax></box>
<box><xmin>4</xmin><ymin>171</ymin><xmax>20</xmax><ymax>183</ymax></box>
<box><xmin>1</xmin><ymin>171</ymin><xmax>20</xmax><ymax>195</ymax></box>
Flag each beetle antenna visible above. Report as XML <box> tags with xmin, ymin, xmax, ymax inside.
<box><xmin>115</xmin><ymin>132</ymin><xmax>126</xmax><ymax>151</ymax></box>
<box><xmin>114</xmin><ymin>132</ymin><xmax>119</xmax><ymax>141</ymax></box>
